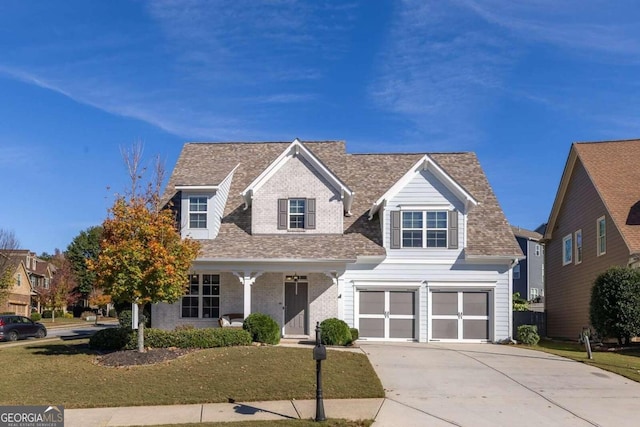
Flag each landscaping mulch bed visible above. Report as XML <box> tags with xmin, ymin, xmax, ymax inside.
<box><xmin>97</xmin><ymin>348</ymin><xmax>195</xmax><ymax>367</ymax></box>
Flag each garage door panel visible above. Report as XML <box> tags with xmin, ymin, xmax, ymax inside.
<box><xmin>432</xmin><ymin>292</ymin><xmax>458</xmax><ymax>315</ymax></box>
<box><xmin>463</xmin><ymin>319</ymin><xmax>489</xmax><ymax>339</ymax></box>
<box><xmin>360</xmin><ymin>291</ymin><xmax>385</xmax><ymax>315</ymax></box>
<box><xmin>390</xmin><ymin>291</ymin><xmax>414</xmax><ymax>315</ymax></box>
<box><xmin>389</xmin><ymin>319</ymin><xmax>415</xmax><ymax>339</ymax></box>
<box><xmin>432</xmin><ymin>319</ymin><xmax>458</xmax><ymax>339</ymax></box>
<box><xmin>359</xmin><ymin>318</ymin><xmax>385</xmax><ymax>338</ymax></box>
<box><xmin>463</xmin><ymin>292</ymin><xmax>488</xmax><ymax>316</ymax></box>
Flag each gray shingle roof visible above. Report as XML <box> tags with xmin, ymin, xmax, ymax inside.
<box><xmin>164</xmin><ymin>141</ymin><xmax>522</xmax><ymax>260</ymax></box>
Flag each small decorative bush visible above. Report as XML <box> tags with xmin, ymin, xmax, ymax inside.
<box><xmin>89</xmin><ymin>328</ymin><xmax>134</xmax><ymax>351</ymax></box>
<box><xmin>349</xmin><ymin>328</ymin><xmax>359</xmax><ymax>343</ymax></box>
<box><xmin>108</xmin><ymin>309</ymin><xmax>117</xmax><ymax>318</ymax></box>
<box><xmin>517</xmin><ymin>325</ymin><xmax>540</xmax><ymax>346</ymax></box>
<box><xmin>63</xmin><ymin>312</ymin><xmax>73</xmax><ymax>319</ymax></box>
<box><xmin>243</xmin><ymin>313</ymin><xmax>281</xmax><ymax>345</ymax></box>
<box><xmin>42</xmin><ymin>310</ymin><xmax>52</xmax><ymax>319</ymax></box>
<box><xmin>30</xmin><ymin>312</ymin><xmax>42</xmax><ymax>322</ymax></box>
<box><xmin>320</xmin><ymin>318</ymin><xmax>352</xmax><ymax>346</ymax></box>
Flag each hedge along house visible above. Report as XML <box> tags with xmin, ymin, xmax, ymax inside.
<box><xmin>152</xmin><ymin>139</ymin><xmax>523</xmax><ymax>342</ymax></box>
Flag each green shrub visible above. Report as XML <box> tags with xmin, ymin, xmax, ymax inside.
<box><xmin>42</xmin><ymin>310</ymin><xmax>52</xmax><ymax>319</ymax></box>
<box><xmin>590</xmin><ymin>266</ymin><xmax>640</xmax><ymax>346</ymax></box>
<box><xmin>30</xmin><ymin>312</ymin><xmax>42</xmax><ymax>322</ymax></box>
<box><xmin>517</xmin><ymin>325</ymin><xmax>540</xmax><ymax>346</ymax></box>
<box><xmin>243</xmin><ymin>313</ymin><xmax>281</xmax><ymax>345</ymax></box>
<box><xmin>320</xmin><ymin>318</ymin><xmax>352</xmax><ymax>346</ymax></box>
<box><xmin>108</xmin><ymin>309</ymin><xmax>116</xmax><ymax>317</ymax></box>
<box><xmin>63</xmin><ymin>312</ymin><xmax>73</xmax><ymax>319</ymax></box>
<box><xmin>349</xmin><ymin>328</ymin><xmax>359</xmax><ymax>343</ymax></box>
<box><xmin>513</xmin><ymin>292</ymin><xmax>529</xmax><ymax>311</ymax></box>
<box><xmin>122</xmin><ymin>328</ymin><xmax>252</xmax><ymax>350</ymax></box>
<box><xmin>89</xmin><ymin>328</ymin><xmax>134</xmax><ymax>351</ymax></box>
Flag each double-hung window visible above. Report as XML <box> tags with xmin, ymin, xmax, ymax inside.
<box><xmin>182</xmin><ymin>274</ymin><xmax>220</xmax><ymax>318</ymax></box>
<box><xmin>575</xmin><ymin>229</ymin><xmax>582</xmax><ymax>264</ymax></box>
<box><xmin>189</xmin><ymin>197</ymin><xmax>207</xmax><ymax>229</ymax></box>
<box><xmin>597</xmin><ymin>216</ymin><xmax>606</xmax><ymax>256</ymax></box>
<box><xmin>277</xmin><ymin>198</ymin><xmax>316</xmax><ymax>231</ymax></box>
<box><xmin>401</xmin><ymin>211</ymin><xmax>448</xmax><ymax>248</ymax></box>
<box><xmin>562</xmin><ymin>234</ymin><xmax>572</xmax><ymax>266</ymax></box>
<box><xmin>289</xmin><ymin>199</ymin><xmax>306</xmax><ymax>229</ymax></box>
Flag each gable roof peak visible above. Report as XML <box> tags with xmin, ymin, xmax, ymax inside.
<box><xmin>368</xmin><ymin>154</ymin><xmax>478</xmax><ymax>219</ymax></box>
<box><xmin>241</xmin><ymin>138</ymin><xmax>354</xmax><ymax>213</ymax></box>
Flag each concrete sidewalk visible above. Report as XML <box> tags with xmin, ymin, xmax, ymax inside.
<box><xmin>65</xmin><ymin>399</ymin><xmax>384</xmax><ymax>426</ymax></box>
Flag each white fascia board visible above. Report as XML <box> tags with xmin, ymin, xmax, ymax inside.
<box><xmin>465</xmin><ymin>255</ymin><xmax>524</xmax><ymax>265</ymax></box>
<box><xmin>240</xmin><ymin>139</ymin><xmax>353</xmax><ymax>211</ymax></box>
<box><xmin>368</xmin><ymin>154</ymin><xmax>477</xmax><ymax>219</ymax></box>
<box><xmin>194</xmin><ymin>257</ymin><xmax>357</xmax><ymax>264</ymax></box>
<box><xmin>427</xmin><ymin>281</ymin><xmax>497</xmax><ymax>288</ymax></box>
<box><xmin>175</xmin><ymin>185</ymin><xmax>219</xmax><ymax>191</ymax></box>
<box><xmin>544</xmin><ymin>146</ymin><xmax>578</xmax><ymax>241</ymax></box>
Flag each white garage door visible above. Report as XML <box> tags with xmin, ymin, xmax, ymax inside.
<box><xmin>430</xmin><ymin>290</ymin><xmax>490</xmax><ymax>341</ymax></box>
<box><xmin>358</xmin><ymin>290</ymin><xmax>416</xmax><ymax>340</ymax></box>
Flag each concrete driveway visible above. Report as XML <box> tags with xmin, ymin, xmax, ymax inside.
<box><xmin>361</xmin><ymin>342</ymin><xmax>640</xmax><ymax>427</ymax></box>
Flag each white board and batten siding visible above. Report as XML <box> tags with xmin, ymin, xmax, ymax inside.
<box><xmin>341</xmin><ymin>168</ymin><xmax>512</xmax><ymax>343</ymax></box>
<box><xmin>383</xmin><ymin>169</ymin><xmax>466</xmax><ymax>260</ymax></box>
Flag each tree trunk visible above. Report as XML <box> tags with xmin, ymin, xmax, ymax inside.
<box><xmin>137</xmin><ymin>303</ymin><xmax>145</xmax><ymax>353</ymax></box>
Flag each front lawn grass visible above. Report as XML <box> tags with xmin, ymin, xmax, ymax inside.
<box><xmin>535</xmin><ymin>340</ymin><xmax>640</xmax><ymax>382</ymax></box>
<box><xmin>0</xmin><ymin>340</ymin><xmax>383</xmax><ymax>408</ymax></box>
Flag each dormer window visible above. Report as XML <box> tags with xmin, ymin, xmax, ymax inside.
<box><xmin>278</xmin><ymin>198</ymin><xmax>316</xmax><ymax>231</ymax></box>
<box><xmin>289</xmin><ymin>199</ymin><xmax>306</xmax><ymax>229</ymax></box>
<box><xmin>189</xmin><ymin>197</ymin><xmax>207</xmax><ymax>229</ymax></box>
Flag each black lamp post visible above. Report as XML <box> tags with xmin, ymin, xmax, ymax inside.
<box><xmin>313</xmin><ymin>321</ymin><xmax>327</xmax><ymax>422</ymax></box>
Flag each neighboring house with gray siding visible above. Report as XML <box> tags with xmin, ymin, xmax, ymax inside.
<box><xmin>511</xmin><ymin>226</ymin><xmax>545</xmax><ymax>302</ymax></box>
<box><xmin>544</xmin><ymin>139</ymin><xmax>640</xmax><ymax>339</ymax></box>
<box><xmin>153</xmin><ymin>139</ymin><xmax>523</xmax><ymax>342</ymax></box>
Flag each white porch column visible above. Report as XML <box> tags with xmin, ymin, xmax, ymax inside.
<box><xmin>232</xmin><ymin>272</ymin><xmax>262</xmax><ymax>319</ymax></box>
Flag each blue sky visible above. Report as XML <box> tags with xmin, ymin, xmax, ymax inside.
<box><xmin>1</xmin><ymin>0</ymin><xmax>640</xmax><ymax>255</ymax></box>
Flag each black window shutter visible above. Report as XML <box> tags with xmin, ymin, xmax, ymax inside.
<box><xmin>305</xmin><ymin>198</ymin><xmax>316</xmax><ymax>229</ymax></box>
<box><xmin>390</xmin><ymin>210</ymin><xmax>401</xmax><ymax>249</ymax></box>
<box><xmin>448</xmin><ymin>210</ymin><xmax>459</xmax><ymax>249</ymax></box>
<box><xmin>278</xmin><ymin>199</ymin><xmax>288</xmax><ymax>230</ymax></box>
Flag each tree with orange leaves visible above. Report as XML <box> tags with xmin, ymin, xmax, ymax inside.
<box><xmin>90</xmin><ymin>143</ymin><xmax>200</xmax><ymax>352</ymax></box>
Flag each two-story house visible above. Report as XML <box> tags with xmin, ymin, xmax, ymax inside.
<box><xmin>0</xmin><ymin>252</ymin><xmax>32</xmax><ymax>316</ymax></box>
<box><xmin>544</xmin><ymin>139</ymin><xmax>640</xmax><ymax>339</ymax></box>
<box><xmin>153</xmin><ymin>139</ymin><xmax>523</xmax><ymax>342</ymax></box>
<box><xmin>511</xmin><ymin>226</ymin><xmax>545</xmax><ymax>302</ymax></box>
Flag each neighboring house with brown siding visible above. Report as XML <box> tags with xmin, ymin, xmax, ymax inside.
<box><xmin>153</xmin><ymin>139</ymin><xmax>523</xmax><ymax>343</ymax></box>
<box><xmin>0</xmin><ymin>255</ymin><xmax>31</xmax><ymax>316</ymax></box>
<box><xmin>544</xmin><ymin>139</ymin><xmax>640</xmax><ymax>339</ymax></box>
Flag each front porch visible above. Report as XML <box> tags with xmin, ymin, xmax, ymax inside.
<box><xmin>152</xmin><ymin>266</ymin><xmax>343</xmax><ymax>338</ymax></box>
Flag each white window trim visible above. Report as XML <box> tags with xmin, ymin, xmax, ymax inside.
<box><xmin>597</xmin><ymin>216</ymin><xmax>606</xmax><ymax>256</ymax></box>
<box><xmin>401</xmin><ymin>210</ymin><xmax>448</xmax><ymax>249</ymax></box>
<box><xmin>288</xmin><ymin>198</ymin><xmax>306</xmax><ymax>230</ymax></box>
<box><xmin>188</xmin><ymin>196</ymin><xmax>208</xmax><ymax>229</ymax></box>
<box><xmin>575</xmin><ymin>229</ymin><xmax>583</xmax><ymax>265</ymax></box>
<box><xmin>562</xmin><ymin>234</ymin><xmax>572</xmax><ymax>266</ymax></box>
<box><xmin>181</xmin><ymin>274</ymin><xmax>220</xmax><ymax>319</ymax></box>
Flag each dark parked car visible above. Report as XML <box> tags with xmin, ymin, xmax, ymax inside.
<box><xmin>0</xmin><ymin>315</ymin><xmax>47</xmax><ymax>341</ymax></box>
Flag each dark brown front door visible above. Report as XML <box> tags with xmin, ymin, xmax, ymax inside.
<box><xmin>285</xmin><ymin>282</ymin><xmax>308</xmax><ymax>335</ymax></box>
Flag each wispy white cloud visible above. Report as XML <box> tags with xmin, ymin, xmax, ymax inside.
<box><xmin>458</xmin><ymin>0</ymin><xmax>640</xmax><ymax>60</ymax></box>
<box><xmin>0</xmin><ymin>1</ymin><xmax>357</xmax><ymax>141</ymax></box>
<box><xmin>370</xmin><ymin>1</ymin><xmax>513</xmax><ymax>148</ymax></box>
